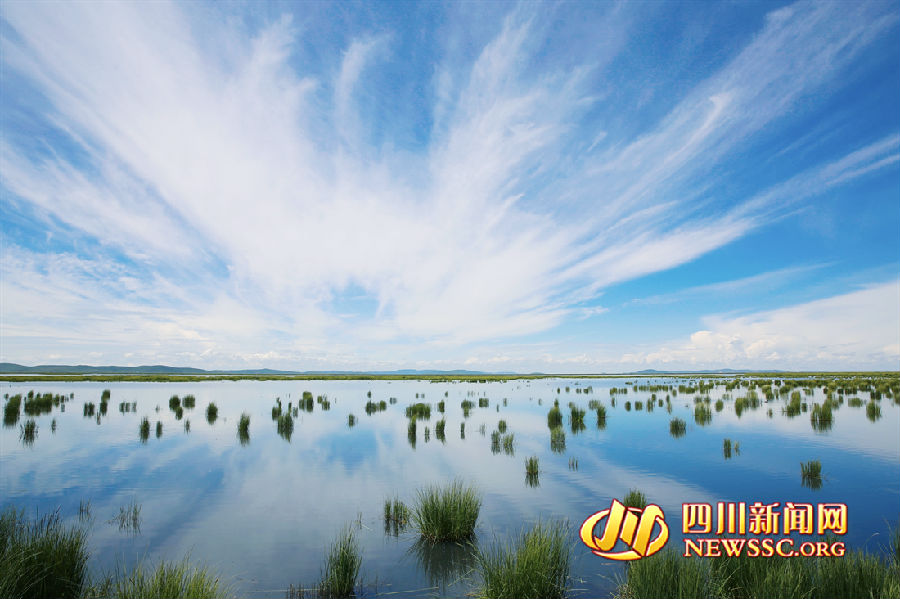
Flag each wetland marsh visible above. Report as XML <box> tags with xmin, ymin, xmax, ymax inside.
<box><xmin>1</xmin><ymin>374</ymin><xmax>898</xmax><ymax>597</ymax></box>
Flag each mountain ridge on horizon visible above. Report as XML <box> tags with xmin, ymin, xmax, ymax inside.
<box><xmin>0</xmin><ymin>362</ymin><xmax>837</xmax><ymax>376</ymax></box>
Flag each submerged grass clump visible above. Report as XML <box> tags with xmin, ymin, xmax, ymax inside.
<box><xmin>569</xmin><ymin>405</ymin><xmax>586</xmax><ymax>433</ymax></box>
<box><xmin>4</xmin><ymin>394</ymin><xmax>22</xmax><ymax>426</ymax></box>
<box><xmin>525</xmin><ymin>456</ymin><xmax>539</xmax><ymax>476</ymax></box>
<box><xmin>622</xmin><ymin>489</ymin><xmax>647</xmax><ymax>510</ymax></box>
<box><xmin>316</xmin><ymin>526</ymin><xmax>362</xmax><ymax>598</ymax></box>
<box><xmin>110</xmin><ymin>499</ymin><xmax>142</xmax><ymax>534</ymax></box>
<box><xmin>549</xmin><ymin>426</ymin><xmax>566</xmax><ymax>454</ymax></box>
<box><xmin>91</xmin><ymin>557</ymin><xmax>227</xmax><ymax>598</ymax></box>
<box><xmin>693</xmin><ymin>403</ymin><xmax>712</xmax><ymax>426</ymax></box>
<box><xmin>238</xmin><ymin>413</ymin><xmax>250</xmax><ymax>445</ymax></box>
<box><xmin>475</xmin><ymin>520</ymin><xmax>571</xmax><ymax>599</ymax></box>
<box><xmin>406</xmin><ymin>402</ymin><xmax>431</xmax><ymax>420</ymax></box>
<box><xmin>413</xmin><ymin>480</ymin><xmax>481</xmax><ymax>542</ymax></box>
<box><xmin>867</xmin><ymin>400</ymin><xmax>882</xmax><ymax>422</ymax></box>
<box><xmin>669</xmin><ymin>417</ymin><xmax>686</xmax><ymax>438</ymax></box>
<box><xmin>810</xmin><ymin>402</ymin><xmax>833</xmax><ymax>432</ymax></box>
<box><xmin>0</xmin><ymin>506</ymin><xmax>89</xmax><ymax>599</ymax></box>
<box><xmin>277</xmin><ymin>412</ymin><xmax>294</xmax><ymax>441</ymax></box>
<box><xmin>801</xmin><ymin>459</ymin><xmax>823</xmax><ymax>489</ymax></box>
<box><xmin>20</xmin><ymin>418</ymin><xmax>37</xmax><ymax>446</ymax></box>
<box><xmin>547</xmin><ymin>400</ymin><xmax>563</xmax><ymax>428</ymax></box>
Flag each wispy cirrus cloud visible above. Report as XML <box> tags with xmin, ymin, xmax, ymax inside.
<box><xmin>0</xmin><ymin>1</ymin><xmax>897</xmax><ymax>369</ymax></box>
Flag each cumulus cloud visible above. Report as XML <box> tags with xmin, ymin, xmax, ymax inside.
<box><xmin>621</xmin><ymin>280</ymin><xmax>900</xmax><ymax>371</ymax></box>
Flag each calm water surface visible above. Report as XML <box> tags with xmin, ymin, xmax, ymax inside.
<box><xmin>2</xmin><ymin>378</ymin><xmax>898</xmax><ymax>597</ymax></box>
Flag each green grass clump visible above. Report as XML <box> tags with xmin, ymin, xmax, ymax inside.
<box><xmin>169</xmin><ymin>395</ymin><xmax>181</xmax><ymax>411</ymax></box>
<box><xmin>406</xmin><ymin>403</ymin><xmax>431</xmax><ymax>420</ymax></box>
<box><xmin>384</xmin><ymin>497</ymin><xmax>410</xmax><ymax>537</ymax></box>
<box><xmin>238</xmin><ymin>413</ymin><xmax>250</xmax><ymax>445</ymax></box>
<box><xmin>479</xmin><ymin>397</ymin><xmax>490</xmax><ymax>408</ymax></box>
<box><xmin>617</xmin><ymin>536</ymin><xmax>900</xmax><ymax>599</ymax></box>
<box><xmin>20</xmin><ymin>419</ymin><xmax>37</xmax><ymax>446</ymax></box>
<box><xmin>205</xmin><ymin>402</ymin><xmax>218</xmax><ymax>424</ymax></box>
<box><xmin>408</xmin><ymin>419</ymin><xmax>417</xmax><ymax>448</ymax></box>
<box><xmin>547</xmin><ymin>400</ymin><xmax>562</xmax><ymax>428</ymax></box>
<box><xmin>596</xmin><ymin>405</ymin><xmax>607</xmax><ymax>429</ymax></box>
<box><xmin>0</xmin><ymin>506</ymin><xmax>89</xmax><ymax>599</ymax></box>
<box><xmin>317</xmin><ymin>526</ymin><xmax>361</xmax><ymax>598</ymax></box>
<box><xmin>139</xmin><ymin>417</ymin><xmax>150</xmax><ymax>443</ymax></box>
<box><xmin>475</xmin><ymin>520</ymin><xmax>571</xmax><ymax>599</ymax></box>
<box><xmin>569</xmin><ymin>405</ymin><xmax>586</xmax><ymax>433</ymax></box>
<box><xmin>182</xmin><ymin>394</ymin><xmax>196</xmax><ymax>409</ymax></box>
<box><xmin>413</xmin><ymin>480</ymin><xmax>481</xmax><ymax>542</ymax></box>
<box><xmin>550</xmin><ymin>426</ymin><xmax>566</xmax><ymax>454</ymax></box>
<box><xmin>810</xmin><ymin>402</ymin><xmax>833</xmax><ymax>432</ymax></box>
<box><xmin>801</xmin><ymin>459</ymin><xmax>822</xmax><ymax>489</ymax></box>
<box><xmin>497</xmin><ymin>419</ymin><xmax>507</xmax><ymax>433</ymax></box>
<box><xmin>622</xmin><ymin>489</ymin><xmax>647</xmax><ymax>510</ymax></box>
<box><xmin>155</xmin><ymin>421</ymin><xmax>163</xmax><ymax>439</ymax></box>
<box><xmin>615</xmin><ymin>548</ymin><xmax>723</xmax><ymax>599</ymax></box>
<box><xmin>866</xmin><ymin>400</ymin><xmax>882</xmax><ymax>422</ymax></box>
<box><xmin>4</xmin><ymin>394</ymin><xmax>22</xmax><ymax>426</ymax></box>
<box><xmin>669</xmin><ymin>417</ymin><xmax>686</xmax><ymax>438</ymax></box>
<box><xmin>90</xmin><ymin>557</ymin><xmax>227</xmax><ymax>598</ymax></box>
<box><xmin>723</xmin><ymin>438</ymin><xmax>733</xmax><ymax>459</ymax></box>
<box><xmin>525</xmin><ymin>455</ymin><xmax>539</xmax><ymax>476</ymax></box>
<box><xmin>435</xmin><ymin>419</ymin><xmax>446</xmax><ymax>443</ymax></box>
<box><xmin>693</xmin><ymin>403</ymin><xmax>712</xmax><ymax>426</ymax></box>
<box><xmin>277</xmin><ymin>412</ymin><xmax>294</xmax><ymax>441</ymax></box>
<box><xmin>23</xmin><ymin>394</ymin><xmax>54</xmax><ymax>416</ymax></box>
<box><xmin>461</xmin><ymin>400</ymin><xmax>474</xmax><ymax>417</ymax></box>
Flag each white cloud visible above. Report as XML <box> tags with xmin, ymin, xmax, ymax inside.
<box><xmin>0</xmin><ymin>1</ymin><xmax>897</xmax><ymax>368</ymax></box>
<box><xmin>622</xmin><ymin>280</ymin><xmax>900</xmax><ymax>371</ymax></box>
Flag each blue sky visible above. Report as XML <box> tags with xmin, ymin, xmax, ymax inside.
<box><xmin>1</xmin><ymin>1</ymin><xmax>898</xmax><ymax>372</ymax></box>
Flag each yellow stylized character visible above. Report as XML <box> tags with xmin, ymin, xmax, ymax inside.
<box><xmin>817</xmin><ymin>503</ymin><xmax>848</xmax><ymax>535</ymax></box>
<box><xmin>580</xmin><ymin>499</ymin><xmax>668</xmax><ymax>561</ymax></box>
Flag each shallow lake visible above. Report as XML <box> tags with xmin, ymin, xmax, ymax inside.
<box><xmin>2</xmin><ymin>377</ymin><xmax>898</xmax><ymax>597</ymax></box>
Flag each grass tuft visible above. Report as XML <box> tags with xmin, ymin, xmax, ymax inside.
<box><xmin>475</xmin><ymin>520</ymin><xmax>571</xmax><ymax>599</ymax></box>
<box><xmin>622</xmin><ymin>489</ymin><xmax>647</xmax><ymax>510</ymax></box>
<box><xmin>238</xmin><ymin>413</ymin><xmax>250</xmax><ymax>445</ymax></box>
<box><xmin>0</xmin><ymin>506</ymin><xmax>89</xmax><ymax>599</ymax></box>
<box><xmin>669</xmin><ymin>417</ymin><xmax>686</xmax><ymax>438</ymax></box>
<box><xmin>90</xmin><ymin>557</ymin><xmax>227</xmax><ymax>598</ymax></box>
<box><xmin>317</xmin><ymin>526</ymin><xmax>361</xmax><ymax>598</ymax></box>
<box><xmin>413</xmin><ymin>480</ymin><xmax>481</xmax><ymax>542</ymax></box>
<box><xmin>801</xmin><ymin>459</ymin><xmax>822</xmax><ymax>489</ymax></box>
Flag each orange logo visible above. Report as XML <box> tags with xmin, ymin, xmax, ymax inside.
<box><xmin>580</xmin><ymin>499</ymin><xmax>669</xmax><ymax>560</ymax></box>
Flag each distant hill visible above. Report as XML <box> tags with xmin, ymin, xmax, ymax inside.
<box><xmin>0</xmin><ymin>363</ymin><xmax>496</xmax><ymax>376</ymax></box>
